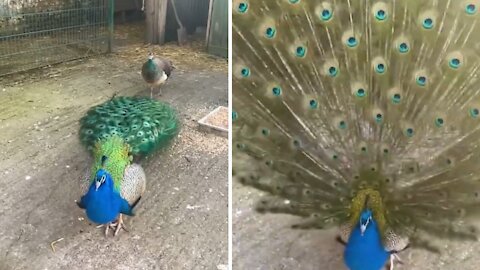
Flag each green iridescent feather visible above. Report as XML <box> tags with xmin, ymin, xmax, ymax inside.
<box><xmin>91</xmin><ymin>136</ymin><xmax>131</xmax><ymax>191</ymax></box>
<box><xmin>79</xmin><ymin>96</ymin><xmax>180</xmax><ymax>189</ymax></box>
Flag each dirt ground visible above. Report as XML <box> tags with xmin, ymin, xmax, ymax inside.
<box><xmin>233</xmin><ymin>183</ymin><xmax>480</xmax><ymax>270</ymax></box>
<box><xmin>0</xmin><ymin>23</ymin><xmax>228</xmax><ymax>270</ymax></box>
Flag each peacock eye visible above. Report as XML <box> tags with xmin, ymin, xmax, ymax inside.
<box><xmin>101</xmin><ymin>175</ymin><xmax>106</xmax><ymax>183</ymax></box>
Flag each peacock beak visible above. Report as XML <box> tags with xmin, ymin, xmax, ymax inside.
<box><xmin>95</xmin><ymin>181</ymin><xmax>101</xmax><ymax>191</ymax></box>
<box><xmin>360</xmin><ymin>224</ymin><xmax>367</xmax><ymax>236</ymax></box>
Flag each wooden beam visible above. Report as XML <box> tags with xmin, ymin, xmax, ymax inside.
<box><xmin>145</xmin><ymin>0</ymin><xmax>168</xmax><ymax>45</ymax></box>
<box><xmin>157</xmin><ymin>0</ymin><xmax>168</xmax><ymax>45</ymax></box>
<box><xmin>145</xmin><ymin>0</ymin><xmax>155</xmax><ymax>43</ymax></box>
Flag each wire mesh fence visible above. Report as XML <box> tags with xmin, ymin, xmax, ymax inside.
<box><xmin>0</xmin><ymin>0</ymin><xmax>113</xmax><ymax>76</ymax></box>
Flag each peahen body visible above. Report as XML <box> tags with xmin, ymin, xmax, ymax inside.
<box><xmin>77</xmin><ymin>96</ymin><xmax>179</xmax><ymax>236</ymax></box>
<box><xmin>141</xmin><ymin>53</ymin><xmax>175</xmax><ymax>98</ymax></box>
<box><xmin>232</xmin><ymin>1</ymin><xmax>480</xmax><ymax>269</ymax></box>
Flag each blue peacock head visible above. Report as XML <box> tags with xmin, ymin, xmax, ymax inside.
<box><xmin>94</xmin><ymin>169</ymin><xmax>113</xmax><ymax>191</ymax></box>
<box><xmin>93</xmin><ymin>155</ymin><xmax>114</xmax><ymax>191</ymax></box>
<box><xmin>358</xmin><ymin>194</ymin><xmax>375</xmax><ymax>236</ymax></box>
<box><xmin>359</xmin><ymin>209</ymin><xmax>373</xmax><ymax>236</ymax></box>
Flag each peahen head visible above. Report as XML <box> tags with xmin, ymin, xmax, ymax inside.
<box><xmin>359</xmin><ymin>209</ymin><xmax>373</xmax><ymax>236</ymax></box>
<box><xmin>147</xmin><ymin>52</ymin><xmax>154</xmax><ymax>61</ymax></box>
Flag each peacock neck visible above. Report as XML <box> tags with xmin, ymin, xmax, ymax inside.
<box><xmin>90</xmin><ymin>136</ymin><xmax>131</xmax><ymax>192</ymax></box>
<box><xmin>146</xmin><ymin>58</ymin><xmax>158</xmax><ymax>72</ymax></box>
<box><xmin>344</xmin><ymin>218</ymin><xmax>390</xmax><ymax>270</ymax></box>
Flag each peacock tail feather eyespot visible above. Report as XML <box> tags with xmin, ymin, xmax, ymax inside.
<box><xmin>355</xmin><ymin>88</ymin><xmax>367</xmax><ymax>98</ymax></box>
<box><xmin>375</xmin><ymin>113</ymin><xmax>383</xmax><ymax>123</ymax></box>
<box><xmin>469</xmin><ymin>108</ymin><xmax>479</xmax><ymax>118</ymax></box>
<box><xmin>415</xmin><ymin>75</ymin><xmax>427</xmax><ymax>86</ymax></box>
<box><xmin>422</xmin><ymin>18</ymin><xmax>434</xmax><ymax>29</ymax></box>
<box><xmin>295</xmin><ymin>46</ymin><xmax>307</xmax><ymax>57</ymax></box>
<box><xmin>328</xmin><ymin>66</ymin><xmax>338</xmax><ymax>77</ymax></box>
<box><xmin>360</xmin><ymin>147</ymin><xmax>366</xmax><ymax>153</ymax></box>
<box><xmin>346</xmin><ymin>36</ymin><xmax>358</xmax><ymax>48</ymax></box>
<box><xmin>288</xmin><ymin>0</ymin><xmax>300</xmax><ymax>4</ymax></box>
<box><xmin>264</xmin><ymin>26</ymin><xmax>276</xmax><ymax>39</ymax></box>
<box><xmin>292</xmin><ymin>139</ymin><xmax>301</xmax><ymax>148</ymax></box>
<box><xmin>237</xmin><ymin>2</ymin><xmax>248</xmax><ymax>13</ymax></box>
<box><xmin>236</xmin><ymin>143</ymin><xmax>246</xmax><ymax>150</ymax></box>
<box><xmin>272</xmin><ymin>86</ymin><xmax>282</xmax><ymax>96</ymax></box>
<box><xmin>309</xmin><ymin>99</ymin><xmax>318</xmax><ymax>109</ymax></box>
<box><xmin>397</xmin><ymin>42</ymin><xmax>410</xmax><ymax>53</ymax></box>
<box><xmin>261</xmin><ymin>128</ymin><xmax>270</xmax><ymax>136</ymax></box>
<box><xmin>392</xmin><ymin>93</ymin><xmax>401</xmax><ymax>104</ymax></box>
<box><xmin>232</xmin><ymin>111</ymin><xmax>238</xmax><ymax>121</ymax></box>
<box><xmin>435</xmin><ymin>117</ymin><xmax>445</xmax><ymax>127</ymax></box>
<box><xmin>332</xmin><ymin>154</ymin><xmax>338</xmax><ymax>160</ymax></box>
<box><xmin>383</xmin><ymin>148</ymin><xmax>389</xmax><ymax>154</ymax></box>
<box><xmin>405</xmin><ymin>127</ymin><xmax>415</xmax><ymax>137</ymax></box>
<box><xmin>375</xmin><ymin>9</ymin><xmax>387</xmax><ymax>21</ymax></box>
<box><xmin>449</xmin><ymin>58</ymin><xmax>462</xmax><ymax>69</ymax></box>
<box><xmin>338</xmin><ymin>120</ymin><xmax>347</xmax><ymax>129</ymax></box>
<box><xmin>466</xmin><ymin>3</ymin><xmax>477</xmax><ymax>14</ymax></box>
<box><xmin>240</xmin><ymin>67</ymin><xmax>250</xmax><ymax>77</ymax></box>
<box><xmin>320</xmin><ymin>8</ymin><xmax>333</xmax><ymax>21</ymax></box>
<box><xmin>375</xmin><ymin>63</ymin><xmax>386</xmax><ymax>74</ymax></box>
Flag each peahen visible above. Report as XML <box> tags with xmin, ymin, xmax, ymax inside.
<box><xmin>141</xmin><ymin>52</ymin><xmax>175</xmax><ymax>98</ymax></box>
<box><xmin>77</xmin><ymin>96</ymin><xmax>179</xmax><ymax>236</ymax></box>
<box><xmin>232</xmin><ymin>1</ymin><xmax>480</xmax><ymax>269</ymax></box>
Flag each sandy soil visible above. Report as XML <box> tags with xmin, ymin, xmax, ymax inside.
<box><xmin>0</xmin><ymin>23</ymin><xmax>228</xmax><ymax>270</ymax></box>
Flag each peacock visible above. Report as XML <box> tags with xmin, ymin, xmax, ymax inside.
<box><xmin>232</xmin><ymin>1</ymin><xmax>480</xmax><ymax>269</ymax></box>
<box><xmin>141</xmin><ymin>52</ymin><xmax>175</xmax><ymax>98</ymax></box>
<box><xmin>77</xmin><ymin>96</ymin><xmax>179</xmax><ymax>236</ymax></box>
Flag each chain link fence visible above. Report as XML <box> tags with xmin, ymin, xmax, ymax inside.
<box><xmin>0</xmin><ymin>0</ymin><xmax>113</xmax><ymax>76</ymax></box>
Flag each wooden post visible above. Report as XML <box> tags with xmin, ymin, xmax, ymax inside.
<box><xmin>145</xmin><ymin>0</ymin><xmax>155</xmax><ymax>43</ymax></box>
<box><xmin>157</xmin><ymin>0</ymin><xmax>168</xmax><ymax>44</ymax></box>
<box><xmin>145</xmin><ymin>0</ymin><xmax>168</xmax><ymax>44</ymax></box>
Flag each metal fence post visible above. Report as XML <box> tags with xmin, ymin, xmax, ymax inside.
<box><xmin>108</xmin><ymin>0</ymin><xmax>115</xmax><ymax>53</ymax></box>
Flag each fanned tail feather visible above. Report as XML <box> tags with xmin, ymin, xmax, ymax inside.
<box><xmin>233</xmin><ymin>0</ymin><xmax>480</xmax><ymax>251</ymax></box>
<box><xmin>79</xmin><ymin>96</ymin><xmax>180</xmax><ymax>157</ymax></box>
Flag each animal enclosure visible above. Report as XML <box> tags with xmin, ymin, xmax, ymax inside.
<box><xmin>0</xmin><ymin>0</ymin><xmax>114</xmax><ymax>76</ymax></box>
